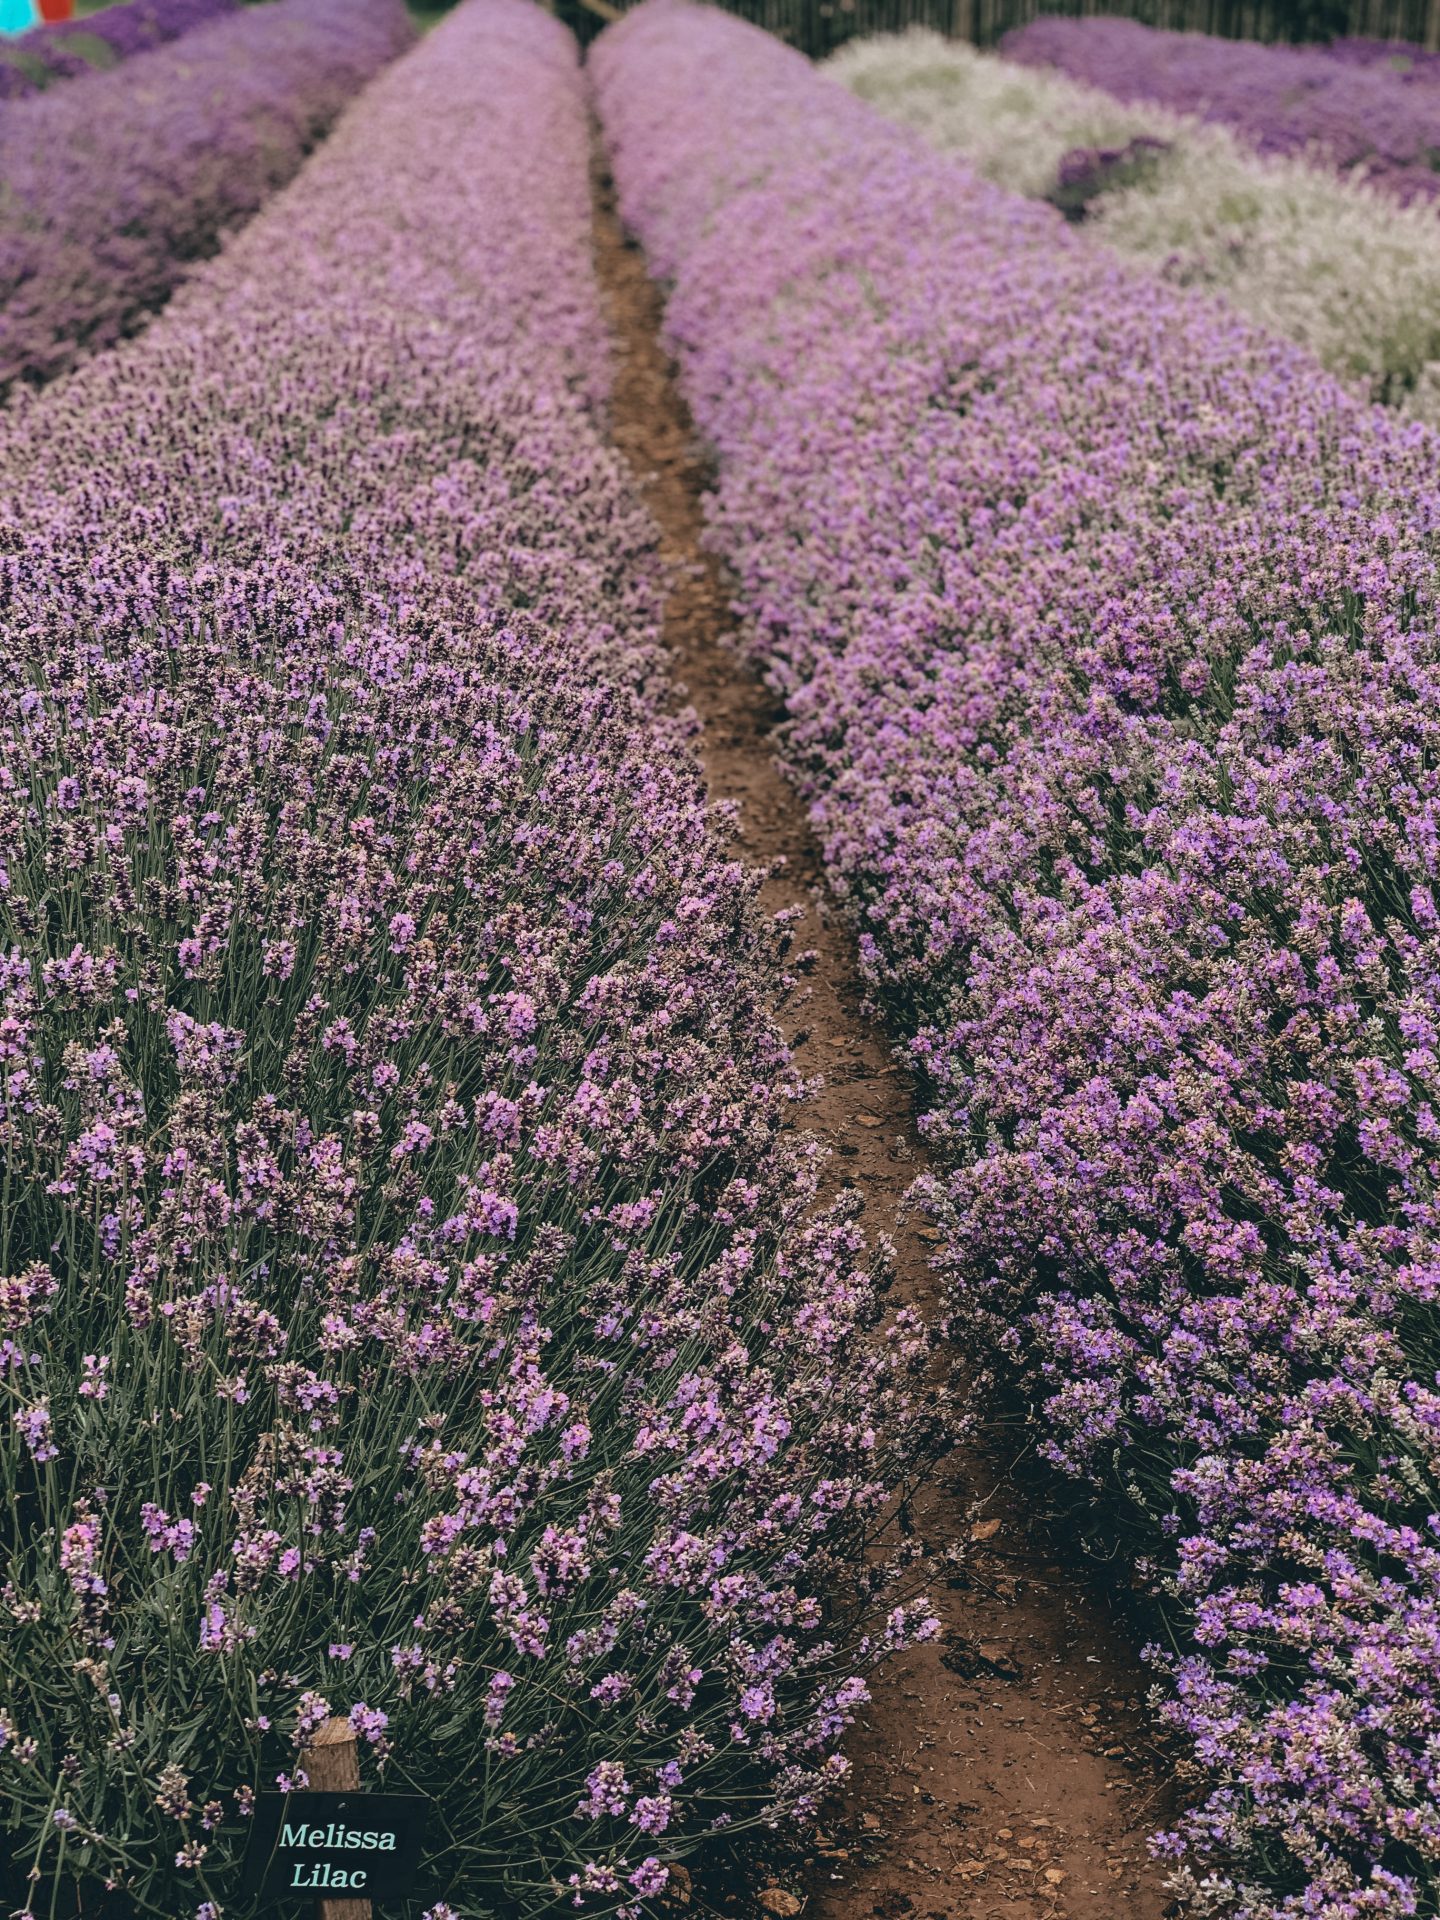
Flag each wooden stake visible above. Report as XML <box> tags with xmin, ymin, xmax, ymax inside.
<box><xmin>299</xmin><ymin>1717</ymin><xmax>373</xmax><ymax>1920</ymax></box>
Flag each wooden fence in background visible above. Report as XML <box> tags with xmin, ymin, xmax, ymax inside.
<box><xmin>557</xmin><ymin>0</ymin><xmax>1440</xmax><ymax>57</ymax></box>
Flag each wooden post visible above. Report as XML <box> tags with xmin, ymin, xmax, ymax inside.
<box><xmin>299</xmin><ymin>1717</ymin><xmax>373</xmax><ymax>1920</ymax></box>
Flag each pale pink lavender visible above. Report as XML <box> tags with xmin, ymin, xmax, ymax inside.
<box><xmin>0</xmin><ymin>3</ymin><xmax>936</xmax><ymax>1916</ymax></box>
<box><xmin>0</xmin><ymin>0</ymin><xmax>236</xmax><ymax>102</ymax></box>
<box><xmin>594</xmin><ymin>5</ymin><xmax>1440</xmax><ymax>1915</ymax></box>
<box><xmin>1005</xmin><ymin>13</ymin><xmax>1440</xmax><ymax>203</ymax></box>
<box><xmin>0</xmin><ymin>0</ymin><xmax>413</xmax><ymax>390</ymax></box>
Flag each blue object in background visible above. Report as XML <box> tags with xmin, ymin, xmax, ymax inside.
<box><xmin>0</xmin><ymin>0</ymin><xmax>39</xmax><ymax>33</ymax></box>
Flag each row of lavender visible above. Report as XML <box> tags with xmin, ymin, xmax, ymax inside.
<box><xmin>0</xmin><ymin>2</ymin><xmax>937</xmax><ymax>1915</ymax></box>
<box><xmin>1005</xmin><ymin>14</ymin><xmax>1440</xmax><ymax>203</ymax></box>
<box><xmin>0</xmin><ymin>0</ymin><xmax>413</xmax><ymax>391</ymax></box>
<box><xmin>0</xmin><ymin>0</ymin><xmax>234</xmax><ymax>102</ymax></box>
<box><xmin>595</xmin><ymin>7</ymin><xmax>1440</xmax><ymax>1916</ymax></box>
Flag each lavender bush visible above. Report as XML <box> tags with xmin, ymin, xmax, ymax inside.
<box><xmin>0</xmin><ymin>0</ymin><xmax>236</xmax><ymax>103</ymax></box>
<box><xmin>1005</xmin><ymin>13</ymin><xmax>1440</xmax><ymax>204</ymax></box>
<box><xmin>595</xmin><ymin>6</ymin><xmax>1440</xmax><ymax>1914</ymax></box>
<box><xmin>0</xmin><ymin>0</ymin><xmax>413</xmax><ymax>391</ymax></box>
<box><xmin>0</xmin><ymin>2</ymin><xmax>939</xmax><ymax>1914</ymax></box>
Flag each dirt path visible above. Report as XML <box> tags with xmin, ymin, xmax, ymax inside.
<box><xmin>591</xmin><ymin>159</ymin><xmax>1181</xmax><ymax>1920</ymax></box>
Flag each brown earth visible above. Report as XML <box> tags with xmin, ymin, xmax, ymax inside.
<box><xmin>591</xmin><ymin>158</ymin><xmax>1184</xmax><ymax>1920</ymax></box>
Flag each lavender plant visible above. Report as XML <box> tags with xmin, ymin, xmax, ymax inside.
<box><xmin>0</xmin><ymin>0</ymin><xmax>237</xmax><ymax>103</ymax></box>
<box><xmin>0</xmin><ymin>0</ymin><xmax>414</xmax><ymax>391</ymax></box>
<box><xmin>0</xmin><ymin>3</ymin><xmax>938</xmax><ymax>1915</ymax></box>
<box><xmin>594</xmin><ymin>6</ymin><xmax>1440</xmax><ymax>1914</ymax></box>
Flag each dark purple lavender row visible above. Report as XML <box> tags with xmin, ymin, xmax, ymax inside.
<box><xmin>0</xmin><ymin>0</ymin><xmax>236</xmax><ymax>103</ymax></box>
<box><xmin>0</xmin><ymin>0</ymin><xmax>413</xmax><ymax>390</ymax></box>
<box><xmin>1328</xmin><ymin>34</ymin><xmax>1440</xmax><ymax>78</ymax></box>
<box><xmin>1005</xmin><ymin>13</ymin><xmax>1440</xmax><ymax>202</ymax></box>
<box><xmin>0</xmin><ymin>3</ymin><xmax>936</xmax><ymax>1915</ymax></box>
<box><xmin>594</xmin><ymin>5</ymin><xmax>1440</xmax><ymax>1915</ymax></box>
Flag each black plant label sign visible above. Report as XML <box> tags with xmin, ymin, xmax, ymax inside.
<box><xmin>242</xmin><ymin>1791</ymin><xmax>428</xmax><ymax>1905</ymax></box>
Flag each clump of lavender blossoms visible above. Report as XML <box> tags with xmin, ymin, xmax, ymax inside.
<box><xmin>595</xmin><ymin>5</ymin><xmax>1440</xmax><ymax>1914</ymax></box>
<box><xmin>0</xmin><ymin>0</ymin><xmax>236</xmax><ymax>104</ymax></box>
<box><xmin>0</xmin><ymin>0</ymin><xmax>413</xmax><ymax>392</ymax></box>
<box><xmin>0</xmin><ymin>2</ymin><xmax>939</xmax><ymax>1914</ymax></box>
<box><xmin>1004</xmin><ymin>14</ymin><xmax>1440</xmax><ymax>205</ymax></box>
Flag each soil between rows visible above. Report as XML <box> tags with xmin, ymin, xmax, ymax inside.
<box><xmin>590</xmin><ymin>156</ymin><xmax>1181</xmax><ymax>1920</ymax></box>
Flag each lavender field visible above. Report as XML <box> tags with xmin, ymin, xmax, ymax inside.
<box><xmin>3</xmin><ymin>3</ymin><xmax>1440</xmax><ymax>1918</ymax></box>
